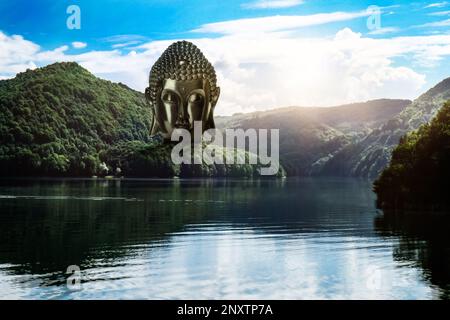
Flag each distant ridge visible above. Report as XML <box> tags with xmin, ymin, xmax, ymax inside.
<box><xmin>322</xmin><ymin>77</ymin><xmax>450</xmax><ymax>177</ymax></box>
<box><xmin>217</xmin><ymin>99</ymin><xmax>411</xmax><ymax>176</ymax></box>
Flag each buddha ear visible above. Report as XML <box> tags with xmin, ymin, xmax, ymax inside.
<box><xmin>149</xmin><ymin>101</ymin><xmax>158</xmax><ymax>135</ymax></box>
<box><xmin>212</xmin><ymin>87</ymin><xmax>220</xmax><ymax>106</ymax></box>
<box><xmin>151</xmin><ymin>120</ymin><xmax>161</xmax><ymax>135</ymax></box>
<box><xmin>206</xmin><ymin>109</ymin><xmax>216</xmax><ymax>129</ymax></box>
<box><xmin>146</xmin><ymin>87</ymin><xmax>158</xmax><ymax>135</ymax></box>
<box><xmin>207</xmin><ymin>87</ymin><xmax>219</xmax><ymax>129</ymax></box>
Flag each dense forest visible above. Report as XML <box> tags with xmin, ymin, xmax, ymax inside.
<box><xmin>0</xmin><ymin>62</ymin><xmax>279</xmax><ymax>178</ymax></box>
<box><xmin>373</xmin><ymin>101</ymin><xmax>450</xmax><ymax>211</ymax></box>
<box><xmin>0</xmin><ymin>62</ymin><xmax>151</xmax><ymax>176</ymax></box>
<box><xmin>103</xmin><ymin>140</ymin><xmax>284</xmax><ymax>178</ymax></box>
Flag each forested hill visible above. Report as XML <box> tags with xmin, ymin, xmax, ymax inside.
<box><xmin>0</xmin><ymin>62</ymin><xmax>152</xmax><ymax>176</ymax></box>
<box><xmin>0</xmin><ymin>62</ymin><xmax>277</xmax><ymax>178</ymax></box>
<box><xmin>321</xmin><ymin>77</ymin><xmax>450</xmax><ymax>177</ymax></box>
<box><xmin>216</xmin><ymin>99</ymin><xmax>411</xmax><ymax>176</ymax></box>
<box><xmin>374</xmin><ymin>101</ymin><xmax>450</xmax><ymax>211</ymax></box>
<box><xmin>216</xmin><ymin>77</ymin><xmax>450</xmax><ymax>178</ymax></box>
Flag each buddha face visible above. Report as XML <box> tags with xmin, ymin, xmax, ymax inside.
<box><xmin>154</xmin><ymin>78</ymin><xmax>215</xmax><ymax>138</ymax></box>
<box><xmin>146</xmin><ymin>41</ymin><xmax>220</xmax><ymax>141</ymax></box>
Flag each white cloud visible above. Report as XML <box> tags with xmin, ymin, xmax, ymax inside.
<box><xmin>418</xmin><ymin>18</ymin><xmax>450</xmax><ymax>27</ymax></box>
<box><xmin>428</xmin><ymin>10</ymin><xmax>450</xmax><ymax>15</ymax></box>
<box><xmin>3</xmin><ymin>19</ymin><xmax>450</xmax><ymax>115</ymax></box>
<box><xmin>102</xmin><ymin>34</ymin><xmax>148</xmax><ymax>43</ymax></box>
<box><xmin>424</xmin><ymin>2</ymin><xmax>448</xmax><ymax>8</ymax></box>
<box><xmin>192</xmin><ymin>11</ymin><xmax>370</xmax><ymax>34</ymax></box>
<box><xmin>189</xmin><ymin>29</ymin><xmax>427</xmax><ymax>113</ymax></box>
<box><xmin>112</xmin><ymin>41</ymin><xmax>142</xmax><ymax>48</ymax></box>
<box><xmin>368</xmin><ymin>27</ymin><xmax>399</xmax><ymax>35</ymax></box>
<box><xmin>72</xmin><ymin>41</ymin><xmax>87</xmax><ymax>49</ymax></box>
<box><xmin>0</xmin><ymin>31</ymin><xmax>39</xmax><ymax>75</ymax></box>
<box><xmin>242</xmin><ymin>0</ymin><xmax>304</xmax><ymax>9</ymax></box>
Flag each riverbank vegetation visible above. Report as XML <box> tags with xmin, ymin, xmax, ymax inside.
<box><xmin>374</xmin><ymin>101</ymin><xmax>450</xmax><ymax>211</ymax></box>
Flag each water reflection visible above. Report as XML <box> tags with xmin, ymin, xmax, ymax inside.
<box><xmin>375</xmin><ymin>213</ymin><xmax>450</xmax><ymax>299</ymax></box>
<box><xmin>0</xmin><ymin>178</ymin><xmax>448</xmax><ymax>299</ymax></box>
<box><xmin>0</xmin><ymin>179</ymin><xmax>261</xmax><ymax>272</ymax></box>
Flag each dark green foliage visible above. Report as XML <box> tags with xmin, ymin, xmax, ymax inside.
<box><xmin>102</xmin><ymin>141</ymin><xmax>179</xmax><ymax>177</ymax></box>
<box><xmin>102</xmin><ymin>140</ymin><xmax>285</xmax><ymax>178</ymax></box>
<box><xmin>0</xmin><ymin>62</ymin><xmax>152</xmax><ymax>176</ymax></box>
<box><xmin>374</xmin><ymin>101</ymin><xmax>450</xmax><ymax>211</ymax></box>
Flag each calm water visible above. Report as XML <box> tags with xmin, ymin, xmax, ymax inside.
<box><xmin>0</xmin><ymin>178</ymin><xmax>449</xmax><ymax>300</ymax></box>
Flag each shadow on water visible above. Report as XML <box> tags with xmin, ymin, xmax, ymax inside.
<box><xmin>375</xmin><ymin>211</ymin><xmax>450</xmax><ymax>299</ymax></box>
<box><xmin>0</xmin><ymin>179</ymin><xmax>286</xmax><ymax>286</ymax></box>
<box><xmin>0</xmin><ymin>178</ymin><xmax>374</xmax><ymax>291</ymax></box>
<box><xmin>2</xmin><ymin>177</ymin><xmax>450</xmax><ymax>299</ymax></box>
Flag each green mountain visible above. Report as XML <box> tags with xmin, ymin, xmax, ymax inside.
<box><xmin>0</xmin><ymin>62</ymin><xmax>280</xmax><ymax>178</ymax></box>
<box><xmin>0</xmin><ymin>62</ymin><xmax>152</xmax><ymax>176</ymax></box>
<box><xmin>322</xmin><ymin>78</ymin><xmax>450</xmax><ymax>177</ymax></box>
<box><xmin>218</xmin><ymin>77</ymin><xmax>450</xmax><ymax>178</ymax></box>
<box><xmin>216</xmin><ymin>99</ymin><xmax>410</xmax><ymax>175</ymax></box>
<box><xmin>374</xmin><ymin>100</ymin><xmax>450</xmax><ymax>211</ymax></box>
<box><xmin>2</xmin><ymin>62</ymin><xmax>447</xmax><ymax>179</ymax></box>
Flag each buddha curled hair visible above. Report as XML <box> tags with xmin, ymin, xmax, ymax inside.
<box><xmin>146</xmin><ymin>41</ymin><xmax>219</xmax><ymax>107</ymax></box>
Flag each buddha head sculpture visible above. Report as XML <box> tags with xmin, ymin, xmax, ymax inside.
<box><xmin>145</xmin><ymin>41</ymin><xmax>220</xmax><ymax>140</ymax></box>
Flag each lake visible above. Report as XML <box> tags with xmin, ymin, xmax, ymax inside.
<box><xmin>0</xmin><ymin>178</ymin><xmax>449</xmax><ymax>299</ymax></box>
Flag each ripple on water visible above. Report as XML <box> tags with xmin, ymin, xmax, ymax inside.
<box><xmin>0</xmin><ymin>178</ymin><xmax>446</xmax><ymax>299</ymax></box>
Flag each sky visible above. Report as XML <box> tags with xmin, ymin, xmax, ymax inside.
<box><xmin>1</xmin><ymin>0</ymin><xmax>450</xmax><ymax>115</ymax></box>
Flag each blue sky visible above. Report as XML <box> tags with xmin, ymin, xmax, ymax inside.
<box><xmin>1</xmin><ymin>0</ymin><xmax>450</xmax><ymax>114</ymax></box>
<box><xmin>1</xmin><ymin>1</ymin><xmax>448</xmax><ymax>48</ymax></box>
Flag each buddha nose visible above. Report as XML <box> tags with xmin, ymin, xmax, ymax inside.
<box><xmin>175</xmin><ymin>102</ymin><xmax>190</xmax><ymax>129</ymax></box>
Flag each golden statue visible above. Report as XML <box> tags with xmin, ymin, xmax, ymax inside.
<box><xmin>145</xmin><ymin>41</ymin><xmax>220</xmax><ymax>141</ymax></box>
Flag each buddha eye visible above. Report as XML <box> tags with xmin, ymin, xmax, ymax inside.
<box><xmin>162</xmin><ymin>92</ymin><xmax>176</xmax><ymax>103</ymax></box>
<box><xmin>189</xmin><ymin>93</ymin><xmax>203</xmax><ymax>103</ymax></box>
